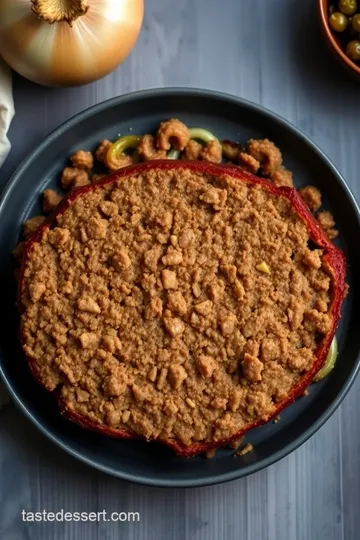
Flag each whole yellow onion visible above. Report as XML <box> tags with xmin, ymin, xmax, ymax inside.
<box><xmin>0</xmin><ymin>0</ymin><xmax>144</xmax><ymax>87</ymax></box>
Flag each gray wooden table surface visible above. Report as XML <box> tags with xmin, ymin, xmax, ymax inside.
<box><xmin>1</xmin><ymin>0</ymin><xmax>360</xmax><ymax>539</ymax></box>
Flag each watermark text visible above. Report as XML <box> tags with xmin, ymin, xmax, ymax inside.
<box><xmin>21</xmin><ymin>509</ymin><xmax>140</xmax><ymax>523</ymax></box>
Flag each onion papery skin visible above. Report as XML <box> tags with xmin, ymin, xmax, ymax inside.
<box><xmin>0</xmin><ymin>0</ymin><xmax>144</xmax><ymax>87</ymax></box>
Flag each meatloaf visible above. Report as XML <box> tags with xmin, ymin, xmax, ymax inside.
<box><xmin>18</xmin><ymin>161</ymin><xmax>346</xmax><ymax>456</ymax></box>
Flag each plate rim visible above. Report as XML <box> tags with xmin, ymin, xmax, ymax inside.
<box><xmin>1</xmin><ymin>87</ymin><xmax>360</xmax><ymax>488</ymax></box>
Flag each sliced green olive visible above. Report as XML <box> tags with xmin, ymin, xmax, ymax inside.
<box><xmin>106</xmin><ymin>135</ymin><xmax>141</xmax><ymax>170</ymax></box>
<box><xmin>346</xmin><ymin>40</ymin><xmax>360</xmax><ymax>60</ymax></box>
<box><xmin>329</xmin><ymin>11</ymin><xmax>349</xmax><ymax>31</ymax></box>
<box><xmin>314</xmin><ymin>337</ymin><xmax>338</xmax><ymax>382</ymax></box>
<box><xmin>109</xmin><ymin>135</ymin><xmax>142</xmax><ymax>154</ymax></box>
<box><xmin>167</xmin><ymin>149</ymin><xmax>181</xmax><ymax>159</ymax></box>
<box><xmin>338</xmin><ymin>0</ymin><xmax>357</xmax><ymax>15</ymax></box>
<box><xmin>188</xmin><ymin>128</ymin><xmax>219</xmax><ymax>144</ymax></box>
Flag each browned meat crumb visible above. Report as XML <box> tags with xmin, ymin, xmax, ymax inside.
<box><xmin>242</xmin><ymin>353</ymin><xmax>264</xmax><ymax>382</ymax></box>
<box><xmin>137</xmin><ymin>135</ymin><xmax>166</xmax><ymax>161</ymax></box>
<box><xmin>156</xmin><ymin>119</ymin><xmax>189</xmax><ymax>151</ymax></box>
<box><xmin>71</xmin><ymin>171</ymin><xmax>91</xmax><ymax>189</ymax></box>
<box><xmin>316</xmin><ymin>211</ymin><xmax>338</xmax><ymax>239</ymax></box>
<box><xmin>229</xmin><ymin>436</ymin><xmax>244</xmax><ymax>449</ymax></box>
<box><xmin>61</xmin><ymin>167</ymin><xmax>90</xmax><ymax>190</ymax></box>
<box><xmin>317</xmin><ymin>211</ymin><xmax>335</xmax><ymax>230</ymax></box>
<box><xmin>247</xmin><ymin>138</ymin><xmax>282</xmax><ymax>175</ymax></box>
<box><xmin>303</xmin><ymin>389</ymin><xmax>309</xmax><ymax>396</ymax></box>
<box><xmin>205</xmin><ymin>448</ymin><xmax>216</xmax><ymax>459</ymax></box>
<box><xmin>201</xmin><ymin>140</ymin><xmax>222</xmax><ymax>163</ymax></box>
<box><xmin>270</xmin><ymin>168</ymin><xmax>294</xmax><ymax>188</ymax></box>
<box><xmin>299</xmin><ymin>186</ymin><xmax>322</xmax><ymax>212</ymax></box>
<box><xmin>20</xmin><ymin>166</ymin><xmax>335</xmax><ymax>446</ymax></box>
<box><xmin>183</xmin><ymin>139</ymin><xmax>223</xmax><ymax>163</ymax></box>
<box><xmin>237</xmin><ymin>152</ymin><xmax>260</xmax><ymax>174</ymax></box>
<box><xmin>235</xmin><ymin>443</ymin><xmax>253</xmax><ymax>456</ymax></box>
<box><xmin>327</xmin><ymin>228</ymin><xmax>339</xmax><ymax>240</ymax></box>
<box><xmin>183</xmin><ymin>140</ymin><xmax>202</xmax><ymax>160</ymax></box>
<box><xmin>13</xmin><ymin>241</ymin><xmax>25</xmax><ymax>263</ymax></box>
<box><xmin>95</xmin><ymin>140</ymin><xmax>112</xmax><ymax>164</ymax></box>
<box><xmin>70</xmin><ymin>150</ymin><xmax>94</xmax><ymax>171</ymax></box>
<box><xmin>23</xmin><ymin>216</ymin><xmax>46</xmax><ymax>239</ymax></box>
<box><xmin>222</xmin><ymin>140</ymin><xmax>240</xmax><ymax>161</ymax></box>
<box><xmin>42</xmin><ymin>189</ymin><xmax>63</xmax><ymax>214</ymax></box>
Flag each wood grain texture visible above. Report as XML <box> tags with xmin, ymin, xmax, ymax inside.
<box><xmin>0</xmin><ymin>0</ymin><xmax>359</xmax><ymax>539</ymax></box>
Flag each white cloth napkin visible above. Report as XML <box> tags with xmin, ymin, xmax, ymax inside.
<box><xmin>0</xmin><ymin>58</ymin><xmax>14</xmax><ymax>167</ymax></box>
<box><xmin>0</xmin><ymin>58</ymin><xmax>14</xmax><ymax>408</ymax></box>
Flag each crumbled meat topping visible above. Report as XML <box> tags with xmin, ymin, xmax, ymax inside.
<box><xmin>326</xmin><ymin>228</ymin><xmax>339</xmax><ymax>240</ymax></box>
<box><xmin>156</xmin><ymin>119</ymin><xmax>189</xmax><ymax>151</ymax></box>
<box><xmin>200</xmin><ymin>186</ymin><xmax>227</xmax><ymax>210</ymax></box>
<box><xmin>42</xmin><ymin>189</ymin><xmax>63</xmax><ymax>214</ymax></box>
<box><xmin>183</xmin><ymin>140</ymin><xmax>222</xmax><ymax>163</ymax></box>
<box><xmin>20</xmin><ymin>167</ymin><xmax>335</xmax><ymax>446</ymax></box>
<box><xmin>237</xmin><ymin>152</ymin><xmax>260</xmax><ymax>174</ymax></box>
<box><xmin>162</xmin><ymin>247</ymin><xmax>183</xmax><ymax>266</ymax></box>
<box><xmin>183</xmin><ymin>140</ymin><xmax>202</xmax><ymax>161</ymax></box>
<box><xmin>317</xmin><ymin>211</ymin><xmax>335</xmax><ymax>230</ymax></box>
<box><xmin>70</xmin><ymin>150</ymin><xmax>94</xmax><ymax>171</ymax></box>
<box><xmin>161</xmin><ymin>269</ymin><xmax>178</xmax><ymax>289</ymax></box>
<box><xmin>299</xmin><ymin>186</ymin><xmax>322</xmax><ymax>212</ymax></box>
<box><xmin>222</xmin><ymin>140</ymin><xmax>240</xmax><ymax>161</ymax></box>
<box><xmin>270</xmin><ymin>168</ymin><xmax>294</xmax><ymax>188</ymax></box>
<box><xmin>235</xmin><ymin>443</ymin><xmax>253</xmax><ymax>456</ymax></box>
<box><xmin>72</xmin><ymin>171</ymin><xmax>91</xmax><ymax>189</ymax></box>
<box><xmin>201</xmin><ymin>140</ymin><xmax>222</xmax><ymax>163</ymax></box>
<box><xmin>163</xmin><ymin>312</ymin><xmax>185</xmax><ymax>337</ymax></box>
<box><xmin>113</xmin><ymin>250</ymin><xmax>131</xmax><ymax>271</ymax></box>
<box><xmin>61</xmin><ymin>167</ymin><xmax>90</xmax><ymax>190</ymax></box>
<box><xmin>316</xmin><ymin>211</ymin><xmax>338</xmax><ymax>239</ymax></box>
<box><xmin>95</xmin><ymin>140</ymin><xmax>111</xmax><ymax>164</ymax></box>
<box><xmin>137</xmin><ymin>135</ymin><xmax>166</xmax><ymax>161</ymax></box>
<box><xmin>196</xmin><ymin>355</ymin><xmax>217</xmax><ymax>378</ymax></box>
<box><xmin>247</xmin><ymin>139</ymin><xmax>282</xmax><ymax>175</ymax></box>
<box><xmin>23</xmin><ymin>216</ymin><xmax>46</xmax><ymax>239</ymax></box>
<box><xmin>167</xmin><ymin>291</ymin><xmax>187</xmax><ymax>315</ymax></box>
<box><xmin>48</xmin><ymin>227</ymin><xmax>70</xmax><ymax>246</ymax></box>
<box><xmin>168</xmin><ymin>364</ymin><xmax>188</xmax><ymax>388</ymax></box>
<box><xmin>242</xmin><ymin>353</ymin><xmax>264</xmax><ymax>382</ymax></box>
<box><xmin>205</xmin><ymin>448</ymin><xmax>216</xmax><ymax>459</ymax></box>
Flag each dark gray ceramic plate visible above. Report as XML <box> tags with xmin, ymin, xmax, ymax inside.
<box><xmin>0</xmin><ymin>88</ymin><xmax>359</xmax><ymax>487</ymax></box>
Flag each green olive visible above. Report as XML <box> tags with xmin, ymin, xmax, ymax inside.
<box><xmin>346</xmin><ymin>40</ymin><xmax>360</xmax><ymax>60</ymax></box>
<box><xmin>167</xmin><ymin>149</ymin><xmax>181</xmax><ymax>159</ymax></box>
<box><xmin>352</xmin><ymin>13</ymin><xmax>360</xmax><ymax>32</ymax></box>
<box><xmin>313</xmin><ymin>337</ymin><xmax>338</xmax><ymax>382</ymax></box>
<box><xmin>338</xmin><ymin>0</ymin><xmax>357</xmax><ymax>15</ymax></box>
<box><xmin>106</xmin><ymin>135</ymin><xmax>141</xmax><ymax>169</ymax></box>
<box><xmin>188</xmin><ymin>127</ymin><xmax>219</xmax><ymax>144</ymax></box>
<box><xmin>329</xmin><ymin>11</ymin><xmax>349</xmax><ymax>31</ymax></box>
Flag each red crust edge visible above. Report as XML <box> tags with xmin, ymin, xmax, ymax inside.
<box><xmin>18</xmin><ymin>160</ymin><xmax>347</xmax><ymax>457</ymax></box>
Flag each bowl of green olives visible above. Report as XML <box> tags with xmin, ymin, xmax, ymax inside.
<box><xmin>319</xmin><ymin>0</ymin><xmax>360</xmax><ymax>77</ymax></box>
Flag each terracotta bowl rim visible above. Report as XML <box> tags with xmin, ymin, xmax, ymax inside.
<box><xmin>319</xmin><ymin>0</ymin><xmax>360</xmax><ymax>75</ymax></box>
